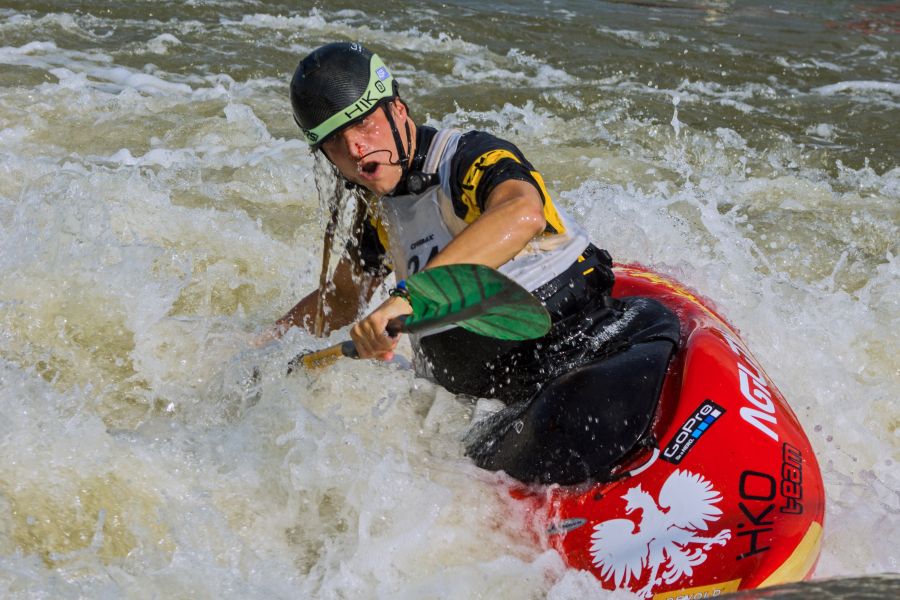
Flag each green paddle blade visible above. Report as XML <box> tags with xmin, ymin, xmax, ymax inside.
<box><xmin>404</xmin><ymin>264</ymin><xmax>551</xmax><ymax>340</ymax></box>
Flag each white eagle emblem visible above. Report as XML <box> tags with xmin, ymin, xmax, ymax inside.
<box><xmin>589</xmin><ymin>469</ymin><xmax>732</xmax><ymax>598</ymax></box>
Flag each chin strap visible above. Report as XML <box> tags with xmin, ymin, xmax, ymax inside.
<box><xmin>382</xmin><ymin>102</ymin><xmax>412</xmax><ymax>184</ymax></box>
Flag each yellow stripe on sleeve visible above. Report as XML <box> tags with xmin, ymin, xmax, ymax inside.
<box><xmin>461</xmin><ymin>150</ymin><xmax>566</xmax><ymax>234</ymax></box>
<box><xmin>528</xmin><ymin>169</ymin><xmax>565</xmax><ymax>235</ymax></box>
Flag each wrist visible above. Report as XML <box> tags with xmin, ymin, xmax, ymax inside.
<box><xmin>388</xmin><ymin>293</ymin><xmax>412</xmax><ymax>312</ymax></box>
<box><xmin>389</xmin><ymin>280</ymin><xmax>412</xmax><ymax>310</ymax></box>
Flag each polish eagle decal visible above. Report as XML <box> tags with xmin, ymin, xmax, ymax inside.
<box><xmin>589</xmin><ymin>469</ymin><xmax>732</xmax><ymax>598</ymax></box>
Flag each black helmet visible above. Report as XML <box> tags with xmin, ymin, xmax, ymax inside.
<box><xmin>290</xmin><ymin>42</ymin><xmax>398</xmax><ymax>147</ymax></box>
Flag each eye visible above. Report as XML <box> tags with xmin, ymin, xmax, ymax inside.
<box><xmin>322</xmin><ymin>135</ymin><xmax>340</xmax><ymax>151</ymax></box>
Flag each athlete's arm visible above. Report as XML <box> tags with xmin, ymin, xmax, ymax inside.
<box><xmin>427</xmin><ymin>178</ymin><xmax>546</xmax><ymax>269</ymax></box>
<box><xmin>259</xmin><ymin>256</ymin><xmax>382</xmax><ymax>343</ymax></box>
<box><xmin>349</xmin><ymin>179</ymin><xmax>545</xmax><ymax>361</ymax></box>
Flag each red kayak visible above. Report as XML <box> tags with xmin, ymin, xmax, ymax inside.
<box><xmin>519</xmin><ymin>265</ymin><xmax>825</xmax><ymax>598</ymax></box>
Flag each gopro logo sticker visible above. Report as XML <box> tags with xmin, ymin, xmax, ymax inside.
<box><xmin>661</xmin><ymin>399</ymin><xmax>725</xmax><ymax>465</ymax></box>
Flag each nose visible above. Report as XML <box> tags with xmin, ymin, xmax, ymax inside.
<box><xmin>334</xmin><ymin>127</ymin><xmax>366</xmax><ymax>160</ymax></box>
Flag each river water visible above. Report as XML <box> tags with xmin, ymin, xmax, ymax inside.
<box><xmin>0</xmin><ymin>1</ymin><xmax>897</xmax><ymax>597</ymax></box>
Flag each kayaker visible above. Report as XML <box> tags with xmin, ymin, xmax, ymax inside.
<box><xmin>268</xmin><ymin>41</ymin><xmax>681</xmax><ymax>485</ymax></box>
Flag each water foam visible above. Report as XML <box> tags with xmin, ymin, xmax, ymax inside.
<box><xmin>1</xmin><ymin>2</ymin><xmax>897</xmax><ymax>597</ymax></box>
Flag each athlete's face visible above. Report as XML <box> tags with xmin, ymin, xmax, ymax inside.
<box><xmin>321</xmin><ymin>100</ymin><xmax>411</xmax><ymax>197</ymax></box>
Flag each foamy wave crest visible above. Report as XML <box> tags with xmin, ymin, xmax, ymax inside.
<box><xmin>432</xmin><ymin>101</ymin><xmax>575</xmax><ymax>145</ymax></box>
<box><xmin>52</xmin><ymin>65</ymin><xmax>192</xmax><ymax>95</ymax></box>
<box><xmin>812</xmin><ymin>80</ymin><xmax>900</xmax><ymax>95</ymax></box>
<box><xmin>452</xmin><ymin>53</ymin><xmax>574</xmax><ymax>87</ymax></box>
<box><xmin>0</xmin><ymin>40</ymin><xmax>193</xmax><ymax>96</ymax></box>
<box><xmin>223</xmin><ymin>8</ymin><xmax>570</xmax><ymax>94</ymax></box>
<box><xmin>0</xmin><ymin>11</ymin><xmax>80</xmax><ymax>36</ymax></box>
<box><xmin>144</xmin><ymin>33</ymin><xmax>182</xmax><ymax>55</ymax></box>
<box><xmin>595</xmin><ymin>25</ymin><xmax>685</xmax><ymax>48</ymax></box>
<box><xmin>223</xmin><ymin>10</ymin><xmax>330</xmax><ymax>31</ymax></box>
<box><xmin>674</xmin><ymin>79</ymin><xmax>780</xmax><ymax>114</ymax></box>
<box><xmin>223</xmin><ymin>8</ymin><xmax>484</xmax><ymax>57</ymax></box>
<box><xmin>775</xmin><ymin>56</ymin><xmax>845</xmax><ymax>73</ymax></box>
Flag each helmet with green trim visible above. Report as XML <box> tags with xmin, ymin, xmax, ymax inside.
<box><xmin>290</xmin><ymin>42</ymin><xmax>398</xmax><ymax>147</ymax></box>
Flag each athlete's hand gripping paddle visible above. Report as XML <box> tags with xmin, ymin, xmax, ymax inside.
<box><xmin>287</xmin><ymin>263</ymin><xmax>551</xmax><ymax>372</ymax></box>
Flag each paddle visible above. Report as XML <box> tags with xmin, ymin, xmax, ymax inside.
<box><xmin>287</xmin><ymin>263</ymin><xmax>551</xmax><ymax>372</ymax></box>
